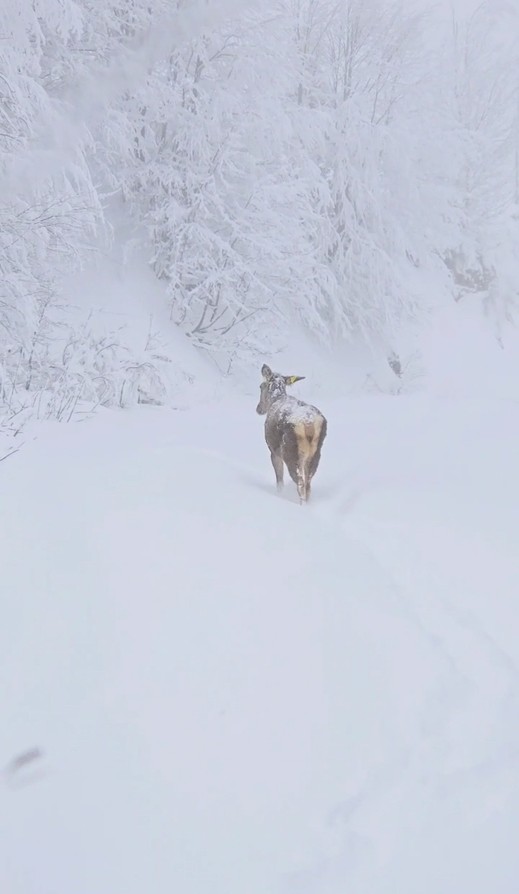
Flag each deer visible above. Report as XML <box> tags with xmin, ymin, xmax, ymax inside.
<box><xmin>256</xmin><ymin>364</ymin><xmax>327</xmax><ymax>503</ymax></box>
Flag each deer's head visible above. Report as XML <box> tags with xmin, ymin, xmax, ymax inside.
<box><xmin>256</xmin><ymin>364</ymin><xmax>305</xmax><ymax>415</ymax></box>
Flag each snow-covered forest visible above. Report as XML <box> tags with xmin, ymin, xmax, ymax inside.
<box><xmin>2</xmin><ymin>0</ymin><xmax>519</xmax><ymax>413</ymax></box>
<box><xmin>2</xmin><ymin>3</ymin><xmax>519</xmax><ymax>894</ymax></box>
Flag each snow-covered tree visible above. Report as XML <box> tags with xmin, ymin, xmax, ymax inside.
<box><xmin>280</xmin><ymin>0</ymin><xmax>455</xmax><ymax>345</ymax></box>
<box><xmin>0</xmin><ymin>0</ymin><xmax>102</xmax><ymax>406</ymax></box>
<box><xmin>440</xmin><ymin>3</ymin><xmax>519</xmax><ymax>335</ymax></box>
<box><xmin>106</xmin><ymin>17</ymin><xmax>317</xmax><ymax>366</ymax></box>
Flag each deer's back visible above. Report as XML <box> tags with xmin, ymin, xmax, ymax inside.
<box><xmin>265</xmin><ymin>396</ymin><xmax>326</xmax><ymax>451</ymax></box>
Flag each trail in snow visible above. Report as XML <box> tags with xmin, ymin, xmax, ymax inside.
<box><xmin>1</xmin><ymin>393</ymin><xmax>518</xmax><ymax>893</ymax></box>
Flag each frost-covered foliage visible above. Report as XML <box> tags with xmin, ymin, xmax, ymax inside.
<box><xmin>106</xmin><ymin>23</ymin><xmax>316</xmax><ymax>362</ymax></box>
<box><xmin>0</xmin><ymin>0</ymin><xmax>199</xmax><ymax>412</ymax></box>
<box><xmin>438</xmin><ymin>4</ymin><xmax>519</xmax><ymax>337</ymax></box>
<box><xmin>1</xmin><ymin>0</ymin><xmax>518</xmax><ymax>414</ymax></box>
<box><xmin>0</xmin><ymin>0</ymin><xmax>100</xmax><ymax>410</ymax></box>
<box><xmin>283</xmin><ymin>0</ymin><xmax>446</xmax><ymax>342</ymax></box>
<box><xmin>111</xmin><ymin>1</ymin><xmax>439</xmax><ymax>352</ymax></box>
<box><xmin>109</xmin><ymin>0</ymin><xmax>519</xmax><ymax>355</ymax></box>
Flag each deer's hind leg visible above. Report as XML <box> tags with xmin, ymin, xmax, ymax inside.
<box><xmin>307</xmin><ymin>418</ymin><xmax>327</xmax><ymax>496</ymax></box>
<box><xmin>282</xmin><ymin>428</ymin><xmax>308</xmax><ymax>503</ymax></box>
<box><xmin>270</xmin><ymin>450</ymin><xmax>284</xmax><ymax>491</ymax></box>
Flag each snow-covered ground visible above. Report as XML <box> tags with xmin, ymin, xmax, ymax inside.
<box><xmin>1</xmin><ymin>379</ymin><xmax>518</xmax><ymax>893</ymax></box>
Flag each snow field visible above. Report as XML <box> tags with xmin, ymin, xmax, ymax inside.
<box><xmin>1</xmin><ymin>390</ymin><xmax>518</xmax><ymax>893</ymax></box>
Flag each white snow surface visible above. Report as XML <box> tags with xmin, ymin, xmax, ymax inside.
<box><xmin>1</xmin><ymin>389</ymin><xmax>519</xmax><ymax>893</ymax></box>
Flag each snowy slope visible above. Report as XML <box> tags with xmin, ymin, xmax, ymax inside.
<box><xmin>1</xmin><ymin>389</ymin><xmax>519</xmax><ymax>893</ymax></box>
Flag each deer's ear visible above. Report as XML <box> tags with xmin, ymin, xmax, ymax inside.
<box><xmin>261</xmin><ymin>364</ymin><xmax>273</xmax><ymax>380</ymax></box>
<box><xmin>285</xmin><ymin>375</ymin><xmax>305</xmax><ymax>386</ymax></box>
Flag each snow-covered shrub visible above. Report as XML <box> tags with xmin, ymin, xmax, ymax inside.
<box><xmin>0</xmin><ymin>0</ymin><xmax>102</xmax><ymax>413</ymax></box>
